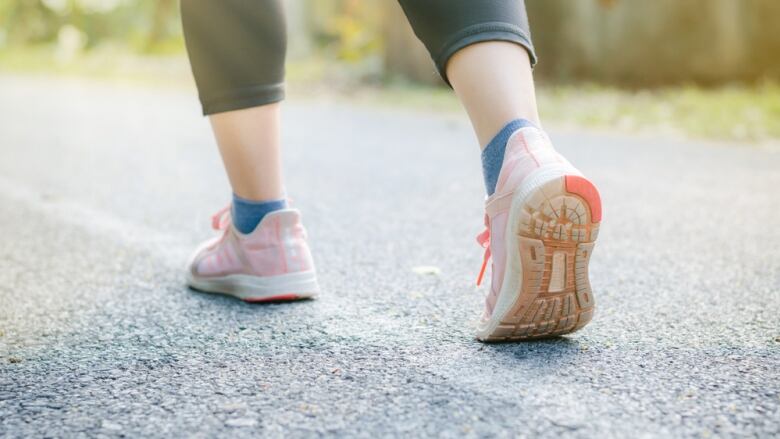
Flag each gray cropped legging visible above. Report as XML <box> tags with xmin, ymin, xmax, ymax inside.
<box><xmin>181</xmin><ymin>1</ymin><xmax>536</xmax><ymax>115</ymax></box>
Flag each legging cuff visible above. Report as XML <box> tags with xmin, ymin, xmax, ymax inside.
<box><xmin>435</xmin><ymin>22</ymin><xmax>537</xmax><ymax>86</ymax></box>
<box><xmin>200</xmin><ymin>83</ymin><xmax>285</xmax><ymax>115</ymax></box>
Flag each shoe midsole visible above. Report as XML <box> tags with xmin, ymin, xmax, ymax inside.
<box><xmin>187</xmin><ymin>270</ymin><xmax>319</xmax><ymax>300</ymax></box>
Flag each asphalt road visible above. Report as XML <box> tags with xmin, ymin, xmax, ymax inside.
<box><xmin>1</xmin><ymin>75</ymin><xmax>778</xmax><ymax>438</ymax></box>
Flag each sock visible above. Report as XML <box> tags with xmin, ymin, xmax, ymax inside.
<box><xmin>231</xmin><ymin>194</ymin><xmax>287</xmax><ymax>234</ymax></box>
<box><xmin>481</xmin><ymin>119</ymin><xmax>537</xmax><ymax>196</ymax></box>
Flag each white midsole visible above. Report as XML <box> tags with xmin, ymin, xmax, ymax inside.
<box><xmin>186</xmin><ymin>270</ymin><xmax>319</xmax><ymax>301</ymax></box>
<box><xmin>475</xmin><ymin>164</ymin><xmax>575</xmax><ymax>339</ymax></box>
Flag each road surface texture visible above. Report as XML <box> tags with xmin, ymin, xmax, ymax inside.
<box><xmin>1</xmin><ymin>75</ymin><xmax>778</xmax><ymax>438</ymax></box>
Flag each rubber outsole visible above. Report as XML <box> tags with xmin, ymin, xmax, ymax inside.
<box><xmin>186</xmin><ymin>271</ymin><xmax>319</xmax><ymax>303</ymax></box>
<box><xmin>243</xmin><ymin>294</ymin><xmax>304</xmax><ymax>303</ymax></box>
<box><xmin>480</xmin><ymin>175</ymin><xmax>601</xmax><ymax>342</ymax></box>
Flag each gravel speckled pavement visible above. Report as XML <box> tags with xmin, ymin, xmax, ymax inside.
<box><xmin>1</xmin><ymin>76</ymin><xmax>778</xmax><ymax>438</ymax></box>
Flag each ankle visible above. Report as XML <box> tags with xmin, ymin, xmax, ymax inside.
<box><xmin>481</xmin><ymin>119</ymin><xmax>539</xmax><ymax>195</ymax></box>
<box><xmin>231</xmin><ymin>194</ymin><xmax>287</xmax><ymax>234</ymax></box>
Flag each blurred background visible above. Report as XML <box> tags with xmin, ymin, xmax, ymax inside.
<box><xmin>1</xmin><ymin>0</ymin><xmax>779</xmax><ymax>142</ymax></box>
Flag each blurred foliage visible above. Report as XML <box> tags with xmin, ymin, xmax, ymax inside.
<box><xmin>0</xmin><ymin>0</ymin><xmax>385</xmax><ymax>60</ymax></box>
<box><xmin>0</xmin><ymin>0</ymin><xmax>182</xmax><ymax>54</ymax></box>
<box><xmin>3</xmin><ymin>0</ymin><xmax>780</xmax><ymax>86</ymax></box>
<box><xmin>304</xmin><ymin>0</ymin><xmax>382</xmax><ymax>62</ymax></box>
<box><xmin>1</xmin><ymin>0</ymin><xmax>779</xmax><ymax>143</ymax></box>
<box><xmin>527</xmin><ymin>0</ymin><xmax>780</xmax><ymax>86</ymax></box>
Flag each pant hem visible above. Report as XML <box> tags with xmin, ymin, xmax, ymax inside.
<box><xmin>200</xmin><ymin>83</ymin><xmax>285</xmax><ymax>115</ymax></box>
<box><xmin>434</xmin><ymin>22</ymin><xmax>537</xmax><ymax>86</ymax></box>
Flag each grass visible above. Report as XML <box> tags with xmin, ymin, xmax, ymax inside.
<box><xmin>2</xmin><ymin>46</ymin><xmax>779</xmax><ymax>143</ymax></box>
<box><xmin>0</xmin><ymin>46</ymin><xmax>192</xmax><ymax>87</ymax></box>
<box><xmin>305</xmin><ymin>80</ymin><xmax>780</xmax><ymax>143</ymax></box>
<box><xmin>537</xmin><ymin>83</ymin><xmax>780</xmax><ymax>143</ymax></box>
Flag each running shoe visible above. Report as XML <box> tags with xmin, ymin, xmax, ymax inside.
<box><xmin>475</xmin><ymin>127</ymin><xmax>602</xmax><ymax>341</ymax></box>
<box><xmin>186</xmin><ymin>205</ymin><xmax>319</xmax><ymax>302</ymax></box>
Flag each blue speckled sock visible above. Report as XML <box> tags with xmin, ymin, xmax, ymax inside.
<box><xmin>231</xmin><ymin>194</ymin><xmax>287</xmax><ymax>234</ymax></box>
<box><xmin>481</xmin><ymin>119</ymin><xmax>537</xmax><ymax>196</ymax></box>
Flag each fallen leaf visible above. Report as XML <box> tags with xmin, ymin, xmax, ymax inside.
<box><xmin>412</xmin><ymin>266</ymin><xmax>440</xmax><ymax>275</ymax></box>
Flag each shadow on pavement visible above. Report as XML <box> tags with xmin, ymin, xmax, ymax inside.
<box><xmin>483</xmin><ymin>336</ymin><xmax>585</xmax><ymax>361</ymax></box>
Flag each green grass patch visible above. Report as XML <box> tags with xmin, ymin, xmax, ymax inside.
<box><xmin>537</xmin><ymin>83</ymin><xmax>780</xmax><ymax>142</ymax></box>
<box><xmin>340</xmin><ymin>82</ymin><xmax>780</xmax><ymax>143</ymax></box>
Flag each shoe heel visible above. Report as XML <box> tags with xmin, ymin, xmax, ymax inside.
<box><xmin>486</xmin><ymin>175</ymin><xmax>601</xmax><ymax>341</ymax></box>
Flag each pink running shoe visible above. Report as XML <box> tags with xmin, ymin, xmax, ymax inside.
<box><xmin>186</xmin><ymin>206</ymin><xmax>319</xmax><ymax>302</ymax></box>
<box><xmin>475</xmin><ymin>127</ymin><xmax>602</xmax><ymax>341</ymax></box>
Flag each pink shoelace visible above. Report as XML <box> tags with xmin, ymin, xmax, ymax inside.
<box><xmin>476</xmin><ymin>214</ymin><xmax>491</xmax><ymax>286</ymax></box>
<box><xmin>211</xmin><ymin>205</ymin><xmax>232</xmax><ymax>231</ymax></box>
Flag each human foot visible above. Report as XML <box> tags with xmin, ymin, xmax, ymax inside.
<box><xmin>475</xmin><ymin>126</ymin><xmax>601</xmax><ymax>341</ymax></box>
<box><xmin>186</xmin><ymin>206</ymin><xmax>319</xmax><ymax>302</ymax></box>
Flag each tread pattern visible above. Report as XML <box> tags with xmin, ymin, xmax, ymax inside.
<box><xmin>485</xmin><ymin>176</ymin><xmax>600</xmax><ymax>341</ymax></box>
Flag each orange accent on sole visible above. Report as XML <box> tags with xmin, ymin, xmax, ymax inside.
<box><xmin>564</xmin><ymin>175</ymin><xmax>602</xmax><ymax>222</ymax></box>
<box><xmin>244</xmin><ymin>294</ymin><xmax>300</xmax><ymax>303</ymax></box>
<box><xmin>481</xmin><ymin>175</ymin><xmax>601</xmax><ymax>342</ymax></box>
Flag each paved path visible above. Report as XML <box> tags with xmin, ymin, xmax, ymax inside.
<box><xmin>1</xmin><ymin>76</ymin><xmax>778</xmax><ymax>438</ymax></box>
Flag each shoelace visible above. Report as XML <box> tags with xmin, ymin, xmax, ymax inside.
<box><xmin>211</xmin><ymin>205</ymin><xmax>232</xmax><ymax>231</ymax></box>
<box><xmin>476</xmin><ymin>214</ymin><xmax>491</xmax><ymax>286</ymax></box>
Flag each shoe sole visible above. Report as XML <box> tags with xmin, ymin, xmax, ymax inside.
<box><xmin>477</xmin><ymin>174</ymin><xmax>601</xmax><ymax>342</ymax></box>
<box><xmin>186</xmin><ymin>270</ymin><xmax>319</xmax><ymax>303</ymax></box>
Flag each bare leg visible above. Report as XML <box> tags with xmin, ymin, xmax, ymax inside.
<box><xmin>446</xmin><ymin>41</ymin><xmax>540</xmax><ymax>148</ymax></box>
<box><xmin>445</xmin><ymin>41</ymin><xmax>602</xmax><ymax>342</ymax></box>
<box><xmin>209</xmin><ymin>104</ymin><xmax>285</xmax><ymax>201</ymax></box>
